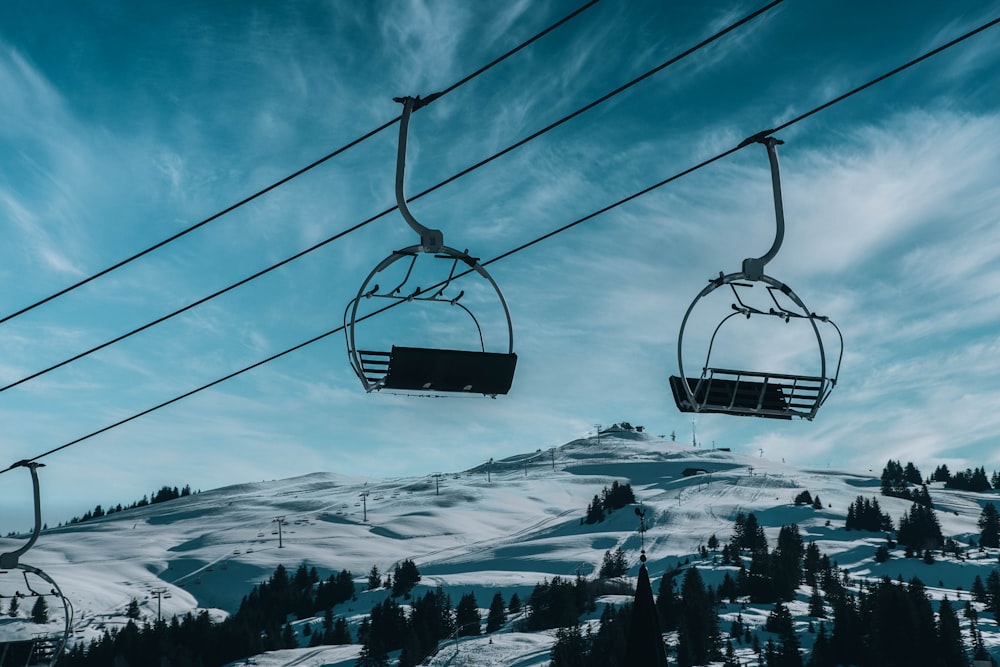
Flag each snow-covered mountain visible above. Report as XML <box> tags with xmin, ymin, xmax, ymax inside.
<box><xmin>3</xmin><ymin>429</ymin><xmax>999</xmax><ymax>666</ymax></box>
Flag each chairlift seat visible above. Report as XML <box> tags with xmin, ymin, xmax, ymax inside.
<box><xmin>670</xmin><ymin>369</ymin><xmax>824</xmax><ymax>420</ymax></box>
<box><xmin>361</xmin><ymin>346</ymin><xmax>516</xmax><ymax>395</ymax></box>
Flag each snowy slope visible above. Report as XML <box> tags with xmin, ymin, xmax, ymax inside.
<box><xmin>2</xmin><ymin>431</ymin><xmax>999</xmax><ymax>665</ymax></box>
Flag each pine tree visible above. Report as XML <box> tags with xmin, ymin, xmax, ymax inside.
<box><xmin>676</xmin><ymin>567</ymin><xmax>720</xmax><ymax>667</ymax></box>
<box><xmin>808</xmin><ymin>588</ymin><xmax>826</xmax><ymax>618</ymax></box>
<box><xmin>765</xmin><ymin>601</ymin><xmax>793</xmax><ymax>636</ymax></box>
<box><xmin>979</xmin><ymin>503</ymin><xmax>1000</xmax><ymax>548</ymax></box>
<box><xmin>550</xmin><ymin>625</ymin><xmax>587</xmax><ymax>667</ymax></box>
<box><xmin>936</xmin><ymin>598</ymin><xmax>969</xmax><ymax>667</ymax></box>
<box><xmin>585</xmin><ymin>494</ymin><xmax>605</xmax><ymax>524</ymax></box>
<box><xmin>599</xmin><ymin>547</ymin><xmax>628</xmax><ymax>578</ymax></box>
<box><xmin>656</xmin><ymin>569</ymin><xmax>681</xmax><ymax>631</ymax></box>
<box><xmin>30</xmin><ymin>594</ymin><xmax>48</xmax><ymax>624</ymax></box>
<box><xmin>809</xmin><ymin>622</ymin><xmax>835</xmax><ymax>667</ymax></box>
<box><xmin>455</xmin><ymin>592</ymin><xmax>480</xmax><ymax>636</ymax></box>
<box><xmin>391</xmin><ymin>559</ymin><xmax>421</xmax><ymax>598</ymax></box>
<box><xmin>773</xmin><ymin>524</ymin><xmax>804</xmax><ymax>600</ymax></box>
<box><xmin>332</xmin><ymin>617</ymin><xmax>352</xmax><ymax>644</ymax></box>
<box><xmin>972</xmin><ymin>575</ymin><xmax>988</xmax><ymax>603</ymax></box>
<box><xmin>7</xmin><ymin>596</ymin><xmax>18</xmax><ymax>618</ymax></box>
<box><xmin>367</xmin><ymin>564</ymin><xmax>382</xmax><ymax>590</ymax></box>
<box><xmin>486</xmin><ymin>592</ymin><xmax>507</xmax><ymax>633</ymax></box>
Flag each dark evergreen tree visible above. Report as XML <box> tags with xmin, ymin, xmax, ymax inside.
<box><xmin>601</xmin><ymin>481</ymin><xmax>636</xmax><ymax>512</ymax></box>
<box><xmin>585</xmin><ymin>495</ymin><xmax>605</xmax><ymax>524</ymax></box>
<box><xmin>30</xmin><ymin>595</ymin><xmax>48</xmax><ymax>623</ymax></box>
<box><xmin>406</xmin><ymin>587</ymin><xmax>453</xmax><ymax>661</ymax></box>
<box><xmin>775</xmin><ymin>625</ymin><xmax>803</xmax><ymax>667</ymax></box>
<box><xmin>794</xmin><ymin>490</ymin><xmax>813</xmax><ymax>505</ymax></box>
<box><xmin>985</xmin><ymin>570</ymin><xmax>1000</xmax><ymax>615</ymax></box>
<box><xmin>732</xmin><ymin>512</ymin><xmax>768</xmax><ymax>553</ymax></box>
<box><xmin>979</xmin><ymin>503</ymin><xmax>1000</xmax><ymax>548</ymax></box>
<box><xmin>846</xmin><ymin>496</ymin><xmax>894</xmax><ymax>531</ymax></box>
<box><xmin>764</xmin><ymin>601</ymin><xmax>793</xmax><ymax>636</ymax></box>
<box><xmin>126</xmin><ymin>597</ymin><xmax>141</xmax><ymax>619</ymax></box>
<box><xmin>773</xmin><ymin>524</ymin><xmax>804</xmax><ymax>600</ymax></box>
<box><xmin>599</xmin><ymin>547</ymin><xmax>628</xmax><ymax>578</ymax></box>
<box><xmin>331</xmin><ymin>617</ymin><xmax>352</xmax><ymax>644</ymax></box>
<box><xmin>808</xmin><ymin>587</ymin><xmax>826</xmax><ymax>618</ymax></box>
<box><xmin>802</xmin><ymin>542</ymin><xmax>823</xmax><ymax>588</ymax></box>
<box><xmin>830</xmin><ymin>593</ymin><xmax>863</xmax><ymax>665</ymax></box>
<box><xmin>897</xmin><ymin>502</ymin><xmax>944</xmax><ymax>550</ymax></box>
<box><xmin>936</xmin><ymin>598</ymin><xmax>969</xmax><ymax>667</ymax></box>
<box><xmin>747</xmin><ymin>548</ymin><xmax>775</xmax><ymax>603</ymax></box>
<box><xmin>881</xmin><ymin>459</ymin><xmax>908</xmax><ymax>497</ymax></box>
<box><xmin>391</xmin><ymin>559</ymin><xmax>421</xmax><ymax>598</ymax></box>
<box><xmin>718</xmin><ymin>572</ymin><xmax>738</xmax><ymax>604</ymax></box>
<box><xmin>509</xmin><ymin>592</ymin><xmax>522</xmax><ymax>615</ymax></box>
<box><xmin>526</xmin><ymin>576</ymin><xmax>589</xmax><ymax>631</ymax></box>
<box><xmin>367</xmin><ymin>564</ymin><xmax>382</xmax><ymax>590</ymax></box>
<box><xmin>972</xmin><ymin>575</ymin><xmax>988</xmax><ymax>604</ymax></box>
<box><xmin>281</xmin><ymin>622</ymin><xmax>296</xmax><ymax>649</ymax></box>
<box><xmin>904</xmin><ymin>462</ymin><xmax>923</xmax><ymax>485</ymax></box>
<box><xmin>931</xmin><ymin>464</ymin><xmax>951</xmax><ymax>483</ymax></box>
<box><xmin>455</xmin><ymin>592</ymin><xmax>480</xmax><ymax>636</ymax></box>
<box><xmin>397</xmin><ymin>628</ymin><xmax>423</xmax><ymax>667</ymax></box>
<box><xmin>675</xmin><ymin>567</ymin><xmax>720</xmax><ymax>667</ymax></box>
<box><xmin>7</xmin><ymin>596</ymin><xmax>18</xmax><ymax>618</ymax></box>
<box><xmin>549</xmin><ymin>625</ymin><xmax>587</xmax><ymax>667</ymax></box>
<box><xmin>809</xmin><ymin>622</ymin><xmax>835</xmax><ymax>667</ymax></box>
<box><xmin>655</xmin><ymin>569</ymin><xmax>681</xmax><ymax>631</ymax></box>
<box><xmin>486</xmin><ymin>591</ymin><xmax>507</xmax><ymax>633</ymax></box>
<box><xmin>590</xmin><ymin>603</ymin><xmax>633</xmax><ymax>667</ymax></box>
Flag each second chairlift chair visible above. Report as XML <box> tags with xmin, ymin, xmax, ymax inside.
<box><xmin>669</xmin><ymin>134</ymin><xmax>843</xmax><ymax>420</ymax></box>
<box><xmin>344</xmin><ymin>94</ymin><xmax>517</xmax><ymax>396</ymax></box>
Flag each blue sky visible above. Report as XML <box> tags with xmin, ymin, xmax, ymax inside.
<box><xmin>1</xmin><ymin>0</ymin><xmax>999</xmax><ymax>529</ymax></box>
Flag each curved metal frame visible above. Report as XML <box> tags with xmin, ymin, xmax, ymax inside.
<box><xmin>0</xmin><ymin>462</ymin><xmax>72</xmax><ymax>666</ymax></box>
<box><xmin>674</xmin><ymin>271</ymin><xmax>842</xmax><ymax>420</ymax></box>
<box><xmin>344</xmin><ymin>244</ymin><xmax>516</xmax><ymax>392</ymax></box>
<box><xmin>343</xmin><ymin>93</ymin><xmax>516</xmax><ymax>394</ymax></box>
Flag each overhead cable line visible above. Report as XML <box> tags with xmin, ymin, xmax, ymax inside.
<box><xmin>3</xmin><ymin>10</ymin><xmax>996</xmax><ymax>476</ymax></box>
<box><xmin>0</xmin><ymin>0</ymin><xmax>600</xmax><ymax>327</ymax></box>
<box><xmin>0</xmin><ymin>0</ymin><xmax>782</xmax><ymax>395</ymax></box>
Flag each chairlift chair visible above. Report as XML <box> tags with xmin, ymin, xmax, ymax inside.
<box><xmin>0</xmin><ymin>462</ymin><xmax>73</xmax><ymax>666</ymax></box>
<box><xmin>670</xmin><ymin>135</ymin><xmax>843</xmax><ymax>420</ymax></box>
<box><xmin>344</xmin><ymin>94</ymin><xmax>517</xmax><ymax>396</ymax></box>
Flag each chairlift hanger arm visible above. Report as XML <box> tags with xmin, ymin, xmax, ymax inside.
<box><xmin>0</xmin><ymin>461</ymin><xmax>45</xmax><ymax>570</ymax></box>
<box><xmin>739</xmin><ymin>134</ymin><xmax>785</xmax><ymax>280</ymax></box>
<box><xmin>395</xmin><ymin>94</ymin><xmax>445</xmax><ymax>253</ymax></box>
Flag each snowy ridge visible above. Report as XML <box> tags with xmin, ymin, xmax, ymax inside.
<box><xmin>2</xmin><ymin>433</ymin><xmax>999</xmax><ymax>665</ymax></box>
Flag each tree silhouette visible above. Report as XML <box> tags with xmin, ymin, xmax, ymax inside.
<box><xmin>31</xmin><ymin>596</ymin><xmax>49</xmax><ymax>623</ymax></box>
<box><xmin>979</xmin><ymin>503</ymin><xmax>1000</xmax><ymax>548</ymax></box>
